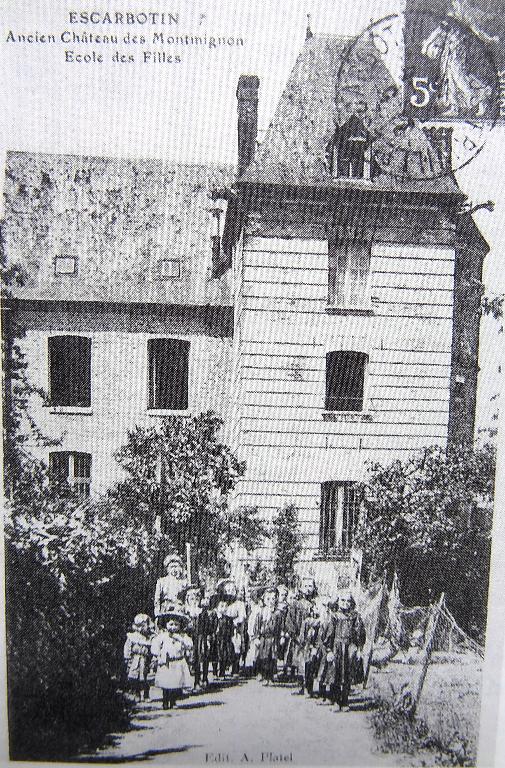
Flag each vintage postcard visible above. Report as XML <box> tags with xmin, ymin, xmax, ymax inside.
<box><xmin>1</xmin><ymin>0</ymin><xmax>505</xmax><ymax>765</ymax></box>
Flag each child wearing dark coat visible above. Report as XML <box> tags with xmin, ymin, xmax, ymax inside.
<box><xmin>209</xmin><ymin>595</ymin><xmax>235</xmax><ymax>679</ymax></box>
<box><xmin>320</xmin><ymin>592</ymin><xmax>366</xmax><ymax>711</ymax></box>
<box><xmin>181</xmin><ymin>585</ymin><xmax>213</xmax><ymax>691</ymax></box>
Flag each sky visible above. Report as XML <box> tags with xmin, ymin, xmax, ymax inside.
<box><xmin>0</xmin><ymin>0</ymin><xmax>503</xmax><ymax>432</ymax></box>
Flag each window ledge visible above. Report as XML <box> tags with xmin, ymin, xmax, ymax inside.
<box><xmin>325</xmin><ymin>306</ymin><xmax>374</xmax><ymax>316</ymax></box>
<box><xmin>48</xmin><ymin>406</ymin><xmax>93</xmax><ymax>415</ymax></box>
<box><xmin>322</xmin><ymin>411</ymin><xmax>372</xmax><ymax>423</ymax></box>
<box><xmin>313</xmin><ymin>549</ymin><xmax>351</xmax><ymax>562</ymax></box>
<box><xmin>147</xmin><ymin>408</ymin><xmax>190</xmax><ymax>416</ymax></box>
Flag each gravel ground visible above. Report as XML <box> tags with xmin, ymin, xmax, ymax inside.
<box><xmin>76</xmin><ymin>677</ymin><xmax>404</xmax><ymax>766</ymax></box>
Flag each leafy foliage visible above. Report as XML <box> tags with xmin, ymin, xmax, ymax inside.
<box><xmin>2</xmin><ymin>232</ymin><xmax>171</xmax><ymax>758</ymax></box>
<box><xmin>1</xmin><ymin>226</ymin><xmax>58</xmax><ymax>492</ymax></box>
<box><xmin>109</xmin><ymin>411</ymin><xmax>250</xmax><ymax>572</ymax></box>
<box><xmin>356</xmin><ymin>444</ymin><xmax>495</xmax><ymax>639</ymax></box>
<box><xmin>481</xmin><ymin>293</ymin><xmax>504</xmax><ymax>326</ymax></box>
<box><xmin>272</xmin><ymin>503</ymin><xmax>302</xmax><ymax>585</ymax></box>
<box><xmin>226</xmin><ymin>504</ymin><xmax>269</xmax><ymax>554</ymax></box>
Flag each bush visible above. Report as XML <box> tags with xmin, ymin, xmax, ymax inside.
<box><xmin>356</xmin><ymin>444</ymin><xmax>495</xmax><ymax>640</ymax></box>
<box><xmin>4</xmin><ymin>454</ymin><xmax>172</xmax><ymax>759</ymax></box>
<box><xmin>272</xmin><ymin>503</ymin><xmax>301</xmax><ymax>586</ymax></box>
<box><xmin>370</xmin><ymin>697</ymin><xmax>473</xmax><ymax>766</ymax></box>
<box><xmin>4</xmin><ymin>411</ymin><xmax>252</xmax><ymax>758</ymax></box>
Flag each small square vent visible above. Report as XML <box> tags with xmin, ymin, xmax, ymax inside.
<box><xmin>159</xmin><ymin>258</ymin><xmax>181</xmax><ymax>279</ymax></box>
<box><xmin>54</xmin><ymin>256</ymin><xmax>77</xmax><ymax>275</ymax></box>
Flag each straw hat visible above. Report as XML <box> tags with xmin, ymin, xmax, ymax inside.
<box><xmin>163</xmin><ymin>553</ymin><xmax>183</xmax><ymax>568</ymax></box>
<box><xmin>159</xmin><ymin>609</ymin><xmax>190</xmax><ymax>628</ymax></box>
<box><xmin>209</xmin><ymin>592</ymin><xmax>232</xmax><ymax>611</ymax></box>
<box><xmin>133</xmin><ymin>613</ymin><xmax>150</xmax><ymax>628</ymax></box>
<box><xmin>216</xmin><ymin>578</ymin><xmax>237</xmax><ymax>593</ymax></box>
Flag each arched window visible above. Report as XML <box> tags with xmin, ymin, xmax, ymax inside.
<box><xmin>325</xmin><ymin>351</ymin><xmax>368</xmax><ymax>412</ymax></box>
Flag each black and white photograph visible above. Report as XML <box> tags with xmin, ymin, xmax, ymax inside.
<box><xmin>1</xmin><ymin>1</ymin><xmax>504</xmax><ymax>765</ymax></box>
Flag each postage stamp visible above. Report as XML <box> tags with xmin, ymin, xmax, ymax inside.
<box><xmin>1</xmin><ymin>1</ymin><xmax>504</xmax><ymax>766</ymax></box>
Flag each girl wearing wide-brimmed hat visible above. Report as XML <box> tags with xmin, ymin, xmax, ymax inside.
<box><xmin>151</xmin><ymin>609</ymin><xmax>193</xmax><ymax>709</ymax></box>
<box><xmin>123</xmin><ymin>613</ymin><xmax>152</xmax><ymax>702</ymax></box>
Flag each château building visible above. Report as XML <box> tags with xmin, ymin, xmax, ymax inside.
<box><xmin>2</xmin><ymin>33</ymin><xmax>487</xmax><ymax>582</ymax></box>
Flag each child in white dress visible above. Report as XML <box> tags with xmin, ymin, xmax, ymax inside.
<box><xmin>151</xmin><ymin>611</ymin><xmax>193</xmax><ymax>709</ymax></box>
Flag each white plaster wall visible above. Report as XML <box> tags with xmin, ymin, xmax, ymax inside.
<box><xmin>19</xmin><ymin>325</ymin><xmax>233</xmax><ymax>495</ymax></box>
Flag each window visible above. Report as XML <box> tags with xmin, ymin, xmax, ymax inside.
<box><xmin>148</xmin><ymin>338</ymin><xmax>189</xmax><ymax>410</ymax></box>
<box><xmin>320</xmin><ymin>481</ymin><xmax>359</xmax><ymax>555</ymax></box>
<box><xmin>328</xmin><ymin>241</ymin><xmax>370</xmax><ymax>308</ymax></box>
<box><xmin>325</xmin><ymin>351</ymin><xmax>367</xmax><ymax>412</ymax></box>
<box><xmin>48</xmin><ymin>336</ymin><xmax>91</xmax><ymax>407</ymax></box>
<box><xmin>49</xmin><ymin>451</ymin><xmax>91</xmax><ymax>497</ymax></box>
<box><xmin>327</xmin><ymin>116</ymin><xmax>371</xmax><ymax>179</ymax></box>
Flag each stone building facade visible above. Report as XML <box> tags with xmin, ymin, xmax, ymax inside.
<box><xmin>3</xmin><ymin>33</ymin><xmax>487</xmax><ymax>579</ymax></box>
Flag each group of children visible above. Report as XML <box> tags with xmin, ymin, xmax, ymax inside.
<box><xmin>124</xmin><ymin>554</ymin><xmax>367</xmax><ymax>712</ymax></box>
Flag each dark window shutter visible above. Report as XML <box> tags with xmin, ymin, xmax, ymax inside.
<box><xmin>49</xmin><ymin>336</ymin><xmax>91</xmax><ymax>407</ymax></box>
<box><xmin>74</xmin><ymin>452</ymin><xmax>91</xmax><ymax>479</ymax></box>
<box><xmin>320</xmin><ymin>482</ymin><xmax>337</xmax><ymax>554</ymax></box>
<box><xmin>49</xmin><ymin>451</ymin><xmax>70</xmax><ymax>482</ymax></box>
<box><xmin>325</xmin><ymin>351</ymin><xmax>367</xmax><ymax>411</ymax></box>
<box><xmin>148</xmin><ymin>338</ymin><xmax>189</xmax><ymax>410</ymax></box>
<box><xmin>342</xmin><ymin>483</ymin><xmax>358</xmax><ymax>551</ymax></box>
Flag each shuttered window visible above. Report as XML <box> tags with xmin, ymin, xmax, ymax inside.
<box><xmin>325</xmin><ymin>351</ymin><xmax>367</xmax><ymax>412</ymax></box>
<box><xmin>49</xmin><ymin>451</ymin><xmax>91</xmax><ymax>497</ymax></box>
<box><xmin>48</xmin><ymin>336</ymin><xmax>91</xmax><ymax>407</ymax></box>
<box><xmin>148</xmin><ymin>338</ymin><xmax>189</xmax><ymax>410</ymax></box>
<box><xmin>328</xmin><ymin>242</ymin><xmax>370</xmax><ymax>307</ymax></box>
<box><xmin>320</xmin><ymin>481</ymin><xmax>359</xmax><ymax>555</ymax></box>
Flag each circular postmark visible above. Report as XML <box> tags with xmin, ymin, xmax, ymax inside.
<box><xmin>335</xmin><ymin>10</ymin><xmax>500</xmax><ymax>181</ymax></box>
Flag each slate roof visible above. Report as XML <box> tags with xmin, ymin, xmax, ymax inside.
<box><xmin>4</xmin><ymin>152</ymin><xmax>233</xmax><ymax>305</ymax></box>
<box><xmin>240</xmin><ymin>33</ymin><xmax>460</xmax><ymax>195</ymax></box>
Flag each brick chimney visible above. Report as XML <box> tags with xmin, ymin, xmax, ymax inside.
<box><xmin>237</xmin><ymin>75</ymin><xmax>259</xmax><ymax>178</ymax></box>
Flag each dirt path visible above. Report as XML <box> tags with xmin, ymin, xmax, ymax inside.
<box><xmin>78</xmin><ymin>678</ymin><xmax>403</xmax><ymax>766</ymax></box>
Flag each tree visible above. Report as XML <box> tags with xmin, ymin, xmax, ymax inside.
<box><xmin>1</xmin><ymin>226</ymin><xmax>59</xmax><ymax>494</ymax></box>
<box><xmin>355</xmin><ymin>443</ymin><xmax>496</xmax><ymax>640</ymax></box>
<box><xmin>272</xmin><ymin>503</ymin><xmax>302</xmax><ymax>586</ymax></box>
<box><xmin>2</xmin><ymin>230</ymin><xmax>160</xmax><ymax>757</ymax></box>
<box><xmin>109</xmin><ymin>411</ymin><xmax>253</xmax><ymax>573</ymax></box>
